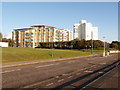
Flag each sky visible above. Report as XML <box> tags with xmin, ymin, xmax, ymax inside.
<box><xmin>1</xmin><ymin>2</ymin><xmax>118</xmax><ymax>42</ymax></box>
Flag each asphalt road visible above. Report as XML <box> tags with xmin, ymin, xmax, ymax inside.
<box><xmin>2</xmin><ymin>53</ymin><xmax>119</xmax><ymax>88</ymax></box>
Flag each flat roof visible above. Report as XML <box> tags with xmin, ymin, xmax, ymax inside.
<box><xmin>14</xmin><ymin>27</ymin><xmax>33</xmax><ymax>30</ymax></box>
<box><xmin>31</xmin><ymin>24</ymin><xmax>55</xmax><ymax>28</ymax></box>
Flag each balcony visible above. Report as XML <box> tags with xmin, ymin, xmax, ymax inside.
<box><xmin>25</xmin><ymin>33</ymin><xmax>33</xmax><ymax>35</ymax></box>
<box><xmin>25</xmin><ymin>39</ymin><xmax>33</xmax><ymax>42</ymax></box>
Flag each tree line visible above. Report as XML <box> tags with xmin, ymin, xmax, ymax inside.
<box><xmin>39</xmin><ymin>39</ymin><xmax>110</xmax><ymax>50</ymax></box>
<box><xmin>0</xmin><ymin>32</ymin><xmax>120</xmax><ymax>50</ymax></box>
<box><xmin>109</xmin><ymin>41</ymin><xmax>120</xmax><ymax>50</ymax></box>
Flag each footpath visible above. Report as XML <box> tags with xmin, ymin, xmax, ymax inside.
<box><xmin>86</xmin><ymin>65</ymin><xmax>119</xmax><ymax>89</ymax></box>
<box><xmin>1</xmin><ymin>53</ymin><xmax>101</xmax><ymax>68</ymax></box>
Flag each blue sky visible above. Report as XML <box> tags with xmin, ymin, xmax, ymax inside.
<box><xmin>2</xmin><ymin>2</ymin><xmax>118</xmax><ymax>42</ymax></box>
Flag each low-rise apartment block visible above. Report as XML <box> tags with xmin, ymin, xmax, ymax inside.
<box><xmin>12</xmin><ymin>25</ymin><xmax>73</xmax><ymax>48</ymax></box>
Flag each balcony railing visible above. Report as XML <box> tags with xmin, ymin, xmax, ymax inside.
<box><xmin>25</xmin><ymin>39</ymin><xmax>33</xmax><ymax>42</ymax></box>
<box><xmin>25</xmin><ymin>33</ymin><xmax>33</xmax><ymax>35</ymax></box>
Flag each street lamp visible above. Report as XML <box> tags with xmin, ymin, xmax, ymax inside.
<box><xmin>91</xmin><ymin>31</ymin><xmax>93</xmax><ymax>54</ymax></box>
<box><xmin>51</xmin><ymin>40</ymin><xmax>53</xmax><ymax>57</ymax></box>
<box><xmin>85</xmin><ymin>45</ymin><xmax>87</xmax><ymax>52</ymax></box>
<box><xmin>51</xmin><ymin>30</ymin><xmax>54</xmax><ymax>57</ymax></box>
<box><xmin>103</xmin><ymin>36</ymin><xmax>106</xmax><ymax>56</ymax></box>
<box><xmin>71</xmin><ymin>43</ymin><xmax>73</xmax><ymax>49</ymax></box>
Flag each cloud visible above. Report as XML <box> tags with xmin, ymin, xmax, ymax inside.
<box><xmin>4</xmin><ymin>32</ymin><xmax>12</xmax><ymax>39</ymax></box>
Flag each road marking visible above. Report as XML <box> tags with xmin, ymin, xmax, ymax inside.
<box><xmin>55</xmin><ymin>63</ymin><xmax>60</xmax><ymax>65</ymax></box>
<box><xmin>68</xmin><ymin>76</ymin><xmax>72</xmax><ymax>78</ymax></box>
<box><xmin>92</xmin><ymin>65</ymin><xmax>96</xmax><ymax>67</ymax></box>
<box><xmin>92</xmin><ymin>57</ymin><xmax>100</xmax><ymax>60</ymax></box>
<box><xmin>98</xmin><ymin>71</ymin><xmax>103</xmax><ymax>74</ymax></box>
<box><xmin>56</xmin><ymin>76</ymin><xmax>59</xmax><ymax>78</ymax></box>
<box><xmin>46</xmin><ymin>83</ymin><xmax>53</xmax><ymax>86</ymax></box>
<box><xmin>3</xmin><ymin>70</ymin><xmax>15</xmax><ymax>73</ymax></box>
<box><xmin>84</xmin><ymin>70</ymin><xmax>93</xmax><ymax>73</ymax></box>
<box><xmin>36</xmin><ymin>64</ymin><xmax>54</xmax><ymax>68</ymax></box>
<box><xmin>90</xmin><ymin>66</ymin><xmax>94</xmax><ymax>67</ymax></box>
<box><xmin>1</xmin><ymin>69</ymin><xmax>21</xmax><ymax>74</ymax></box>
<box><xmin>58</xmin><ymin>79</ymin><xmax>64</xmax><ymax>82</ymax></box>
<box><xmin>36</xmin><ymin>63</ymin><xmax>60</xmax><ymax>68</ymax></box>
<box><xmin>100</xmin><ymin>63</ymin><xmax>106</xmax><ymax>65</ymax></box>
<box><xmin>17</xmin><ymin>69</ymin><xmax>21</xmax><ymax>71</ymax></box>
<box><xmin>87</xmin><ymin>59</ymin><xmax>90</xmax><ymax>60</ymax></box>
<box><xmin>76</xmin><ymin>73</ymin><xmax>81</xmax><ymax>75</ymax></box>
<box><xmin>68</xmin><ymin>61</ymin><xmax>75</xmax><ymax>63</ymax></box>
<box><xmin>81</xmin><ymin>68</ymin><xmax>86</xmax><ymax>70</ymax></box>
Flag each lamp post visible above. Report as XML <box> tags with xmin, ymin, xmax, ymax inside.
<box><xmin>103</xmin><ymin>36</ymin><xmax>106</xmax><ymax>56</ymax></box>
<box><xmin>91</xmin><ymin>31</ymin><xmax>93</xmax><ymax>54</ymax></box>
<box><xmin>51</xmin><ymin>30</ymin><xmax>54</xmax><ymax>57</ymax></box>
<box><xmin>86</xmin><ymin>45</ymin><xmax>87</xmax><ymax>49</ymax></box>
<box><xmin>51</xmin><ymin>40</ymin><xmax>53</xmax><ymax>57</ymax></box>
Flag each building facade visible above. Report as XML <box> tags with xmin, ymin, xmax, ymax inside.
<box><xmin>73</xmin><ymin>20</ymin><xmax>98</xmax><ymax>40</ymax></box>
<box><xmin>12</xmin><ymin>25</ymin><xmax>73</xmax><ymax>48</ymax></box>
<box><xmin>62</xmin><ymin>29</ymin><xmax>73</xmax><ymax>42</ymax></box>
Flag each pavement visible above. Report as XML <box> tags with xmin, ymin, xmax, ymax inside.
<box><xmin>2</xmin><ymin>53</ymin><xmax>119</xmax><ymax>88</ymax></box>
<box><xmin>85</xmin><ymin>64</ymin><xmax>120</xmax><ymax>89</ymax></box>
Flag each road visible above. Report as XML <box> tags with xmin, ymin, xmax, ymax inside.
<box><xmin>84</xmin><ymin>65</ymin><xmax>120</xmax><ymax>89</ymax></box>
<box><xmin>2</xmin><ymin>53</ymin><xmax>119</xmax><ymax>88</ymax></box>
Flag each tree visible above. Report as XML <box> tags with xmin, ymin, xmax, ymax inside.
<box><xmin>2</xmin><ymin>38</ymin><xmax>14</xmax><ymax>47</ymax></box>
<box><xmin>0</xmin><ymin>32</ymin><xmax>2</xmax><ymax>41</ymax></box>
<box><xmin>110</xmin><ymin>41</ymin><xmax>120</xmax><ymax>50</ymax></box>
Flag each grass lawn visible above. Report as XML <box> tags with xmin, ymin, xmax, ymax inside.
<box><xmin>2</xmin><ymin>47</ymin><xmax>103</xmax><ymax>63</ymax></box>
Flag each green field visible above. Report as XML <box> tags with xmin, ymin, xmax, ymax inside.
<box><xmin>2</xmin><ymin>47</ymin><xmax>103</xmax><ymax>63</ymax></box>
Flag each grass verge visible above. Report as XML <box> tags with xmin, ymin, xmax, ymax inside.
<box><xmin>2</xmin><ymin>47</ymin><xmax>94</xmax><ymax>63</ymax></box>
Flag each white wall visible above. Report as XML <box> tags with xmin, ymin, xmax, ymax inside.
<box><xmin>69</xmin><ymin>31</ymin><xmax>73</xmax><ymax>41</ymax></box>
<box><xmin>73</xmin><ymin>24</ymin><xmax>79</xmax><ymax>39</ymax></box>
<box><xmin>0</xmin><ymin>42</ymin><xmax>8</xmax><ymax>47</ymax></box>
<box><xmin>62</xmin><ymin>29</ymin><xmax>73</xmax><ymax>41</ymax></box>
<box><xmin>80</xmin><ymin>20</ymin><xmax>87</xmax><ymax>24</ymax></box>
<box><xmin>92</xmin><ymin>27</ymin><xmax>98</xmax><ymax>40</ymax></box>
<box><xmin>85</xmin><ymin>23</ymin><xmax>92</xmax><ymax>40</ymax></box>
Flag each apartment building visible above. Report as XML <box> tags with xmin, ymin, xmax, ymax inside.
<box><xmin>62</xmin><ymin>29</ymin><xmax>73</xmax><ymax>42</ymax></box>
<box><xmin>73</xmin><ymin>20</ymin><xmax>98</xmax><ymax>40</ymax></box>
<box><xmin>73</xmin><ymin>24</ymin><xmax>79</xmax><ymax>39</ymax></box>
<box><xmin>12</xmin><ymin>25</ymin><xmax>72</xmax><ymax>48</ymax></box>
